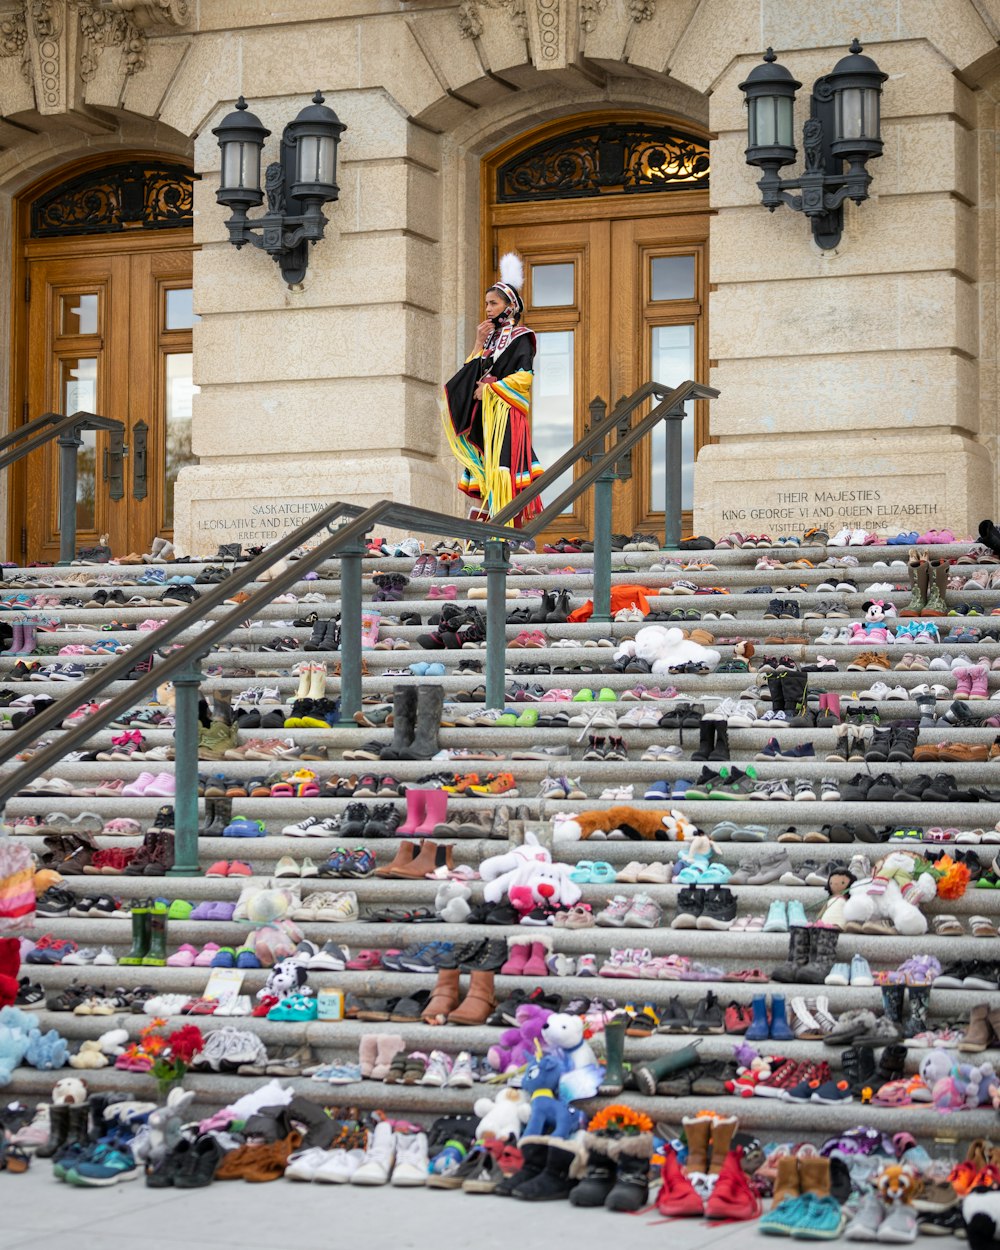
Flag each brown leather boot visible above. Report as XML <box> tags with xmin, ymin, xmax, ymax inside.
<box><xmin>143</xmin><ymin>830</ymin><xmax>175</xmax><ymax>875</ymax></box>
<box><xmin>391</xmin><ymin>840</ymin><xmax>453</xmax><ymax>880</ymax></box>
<box><xmin>708</xmin><ymin>1115</ymin><xmax>739</xmax><ymax>1174</ymax></box>
<box><xmin>447</xmin><ymin>970</ymin><xmax>496</xmax><ymax>1026</ymax></box>
<box><xmin>422</xmin><ymin>967</ymin><xmax>461</xmax><ymax>1024</ymax></box>
<box><xmin>770</xmin><ymin>1155</ymin><xmax>800</xmax><ymax>1207</ymax></box>
<box><xmin>374</xmin><ymin>840</ymin><xmax>417</xmax><ymax>878</ymax></box>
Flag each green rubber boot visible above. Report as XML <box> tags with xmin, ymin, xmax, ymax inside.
<box><xmin>141</xmin><ymin>903</ymin><xmax>168</xmax><ymax>966</ymax></box>
<box><xmin>599</xmin><ymin>1016</ymin><xmax>627</xmax><ymax>1095</ymax></box>
<box><xmin>119</xmin><ymin>903</ymin><xmax>151</xmax><ymax>965</ymax></box>
<box><xmin>634</xmin><ymin>1040</ymin><xmax>703</xmax><ymax>1095</ymax></box>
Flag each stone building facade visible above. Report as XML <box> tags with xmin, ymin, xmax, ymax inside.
<box><xmin>1</xmin><ymin>0</ymin><xmax>998</xmax><ymax>557</ymax></box>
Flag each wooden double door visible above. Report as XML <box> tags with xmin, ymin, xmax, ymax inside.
<box><xmin>489</xmin><ymin>205</ymin><xmax>709</xmax><ymax>543</ymax></box>
<box><xmin>19</xmin><ymin>234</ymin><xmax>197</xmax><ymax>564</ymax></box>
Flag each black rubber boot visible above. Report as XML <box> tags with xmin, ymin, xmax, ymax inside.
<box><xmin>766</xmin><ymin>674</ymin><xmax>785</xmax><ymax>713</ymax></box>
<box><xmin>797</xmin><ymin>926</ymin><xmax>839</xmax><ymax>984</ymax></box>
<box><xmin>513</xmin><ymin>1141</ymin><xmax>579</xmax><ymax>1202</ymax></box>
<box><xmin>904</xmin><ymin>986</ymin><xmax>930</xmax><ymax>1038</ymax></box>
<box><xmin>379</xmin><ymin>685</ymin><xmax>419</xmax><ymax>760</ymax></box>
<box><xmin>398</xmin><ymin>685</ymin><xmax>444</xmax><ymax>760</ymax></box>
<box><xmin>204</xmin><ymin>797</ymin><xmax>231</xmax><ymax>836</ymax></box>
<box><xmin>599</xmin><ymin>1016</ymin><xmax>627</xmax><ymax>1094</ymax></box>
<box><xmin>52</xmin><ymin>1103</ymin><xmax>90</xmax><ymax>1163</ymax></box>
<box><xmin>691</xmin><ymin>720</ymin><xmax>716</xmax><ymax>762</ymax></box>
<box><xmin>840</xmin><ymin>1045</ymin><xmax>876</xmax><ymax>1097</ymax></box>
<box><xmin>874</xmin><ymin>1043</ymin><xmax>906</xmax><ymax>1086</ymax></box>
<box><xmin>36</xmin><ymin>1103</ymin><xmax>70</xmax><ymax>1159</ymax></box>
<box><xmin>605</xmin><ymin>1133</ymin><xmax>653</xmax><ymax>1211</ymax></box>
<box><xmin>770</xmin><ymin>926</ymin><xmax>813</xmax><ymax>982</ymax></box>
<box><xmin>709</xmin><ymin>723</ymin><xmax>730</xmax><ymax>761</ymax></box>
<box><xmin>782</xmin><ymin>671</ymin><xmax>808</xmax><ymax>718</ymax></box>
<box><xmin>495</xmin><ymin>1139</ymin><xmax>549</xmax><ymax>1197</ymax></box>
<box><xmin>880</xmin><ymin>984</ymin><xmax>906</xmax><ymax>1037</ymax></box>
<box><xmin>569</xmin><ymin>1134</ymin><xmax>617</xmax><ymax>1207</ymax></box>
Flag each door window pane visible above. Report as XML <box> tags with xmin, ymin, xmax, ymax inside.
<box><xmin>531</xmin><ymin>263</ymin><xmax>574</xmax><ymax>307</ymax></box>
<box><xmin>61</xmin><ymin>357</ymin><xmax>98</xmax><ymax>531</ymax></box>
<box><xmin>164</xmin><ymin>353</ymin><xmax>199</xmax><ymax>528</ymax></box>
<box><xmin>651</xmin><ymin>255</ymin><xmax>695</xmax><ymax>301</ymax></box>
<box><xmin>531</xmin><ymin>331</ymin><xmax>574</xmax><ymax>509</ymax></box>
<box><xmin>165</xmin><ymin>288</ymin><xmax>199</xmax><ymax>330</ymax></box>
<box><xmin>61</xmin><ymin>294</ymin><xmax>98</xmax><ymax>335</ymax></box>
<box><xmin>649</xmin><ymin>325</ymin><xmax>695</xmax><ymax>512</ymax></box>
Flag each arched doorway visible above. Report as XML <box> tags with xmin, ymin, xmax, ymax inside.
<box><xmin>12</xmin><ymin>155</ymin><xmax>197</xmax><ymax>564</ymax></box>
<box><xmin>482</xmin><ymin>112</ymin><xmax>710</xmax><ymax>540</ymax></box>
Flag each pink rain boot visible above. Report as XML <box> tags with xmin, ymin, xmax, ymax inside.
<box><xmin>18</xmin><ymin>623</ymin><xmax>37</xmax><ymax>655</ymax></box>
<box><xmin>398</xmin><ymin>788</ymin><xmax>428</xmax><ymax>835</ymax></box>
<box><xmin>3</xmin><ymin>623</ymin><xmax>23</xmax><ymax>656</ymax></box>
<box><xmin>415</xmin><ymin>788</ymin><xmax>448</xmax><ymax>836</ymax></box>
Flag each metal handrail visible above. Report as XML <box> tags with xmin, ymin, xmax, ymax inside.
<box><xmin>0</xmin><ymin>377</ymin><xmax>718</xmax><ymax>873</ymax></box>
<box><xmin>0</xmin><ymin>410</ymin><xmax>127</xmax><ymax>564</ymax></box>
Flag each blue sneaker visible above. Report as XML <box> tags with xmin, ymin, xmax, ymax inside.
<box><xmin>68</xmin><ymin>1144</ymin><xmax>139</xmax><ymax>1187</ymax></box>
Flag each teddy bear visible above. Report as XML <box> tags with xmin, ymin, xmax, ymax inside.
<box><xmin>486</xmin><ymin>1004</ymin><xmax>553</xmax><ymax>1075</ymax></box>
<box><xmin>841</xmin><ymin>850</ymin><xmax>938</xmax><ymax>936</ymax></box>
<box><xmin>629</xmin><ymin>624</ymin><xmax>721</xmax><ymax>675</ymax></box>
<box><xmin>473</xmin><ymin>1086</ymin><xmax>531</xmax><ymax>1141</ymax></box>
<box><xmin>552</xmin><ymin>805</ymin><xmax>696</xmax><ymax>844</ymax></box>
<box><xmin>51</xmin><ymin>1076</ymin><xmax>88</xmax><ymax>1105</ymax></box>
<box><xmin>435</xmin><ymin>881</ymin><xmax>472</xmax><ymax>923</ymax></box>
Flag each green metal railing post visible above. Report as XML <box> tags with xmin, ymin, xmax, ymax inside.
<box><xmin>587</xmin><ymin>397</ymin><xmax>614</xmax><ymax>625</ymax></box>
<box><xmin>335</xmin><ymin>532</ymin><xmax>366</xmax><ymax>724</ymax></box>
<box><xmin>483</xmin><ymin>537</ymin><xmax>510</xmax><ymax>709</ymax></box>
<box><xmin>663</xmin><ymin>404</ymin><xmax>684</xmax><ymax>549</ymax></box>
<box><xmin>168</xmin><ymin>657</ymin><xmax>205</xmax><ymax>877</ymax></box>
<box><xmin>56</xmin><ymin>425</ymin><xmax>84</xmax><ymax>566</ymax></box>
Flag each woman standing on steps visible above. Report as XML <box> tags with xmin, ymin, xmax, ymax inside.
<box><xmin>442</xmin><ymin>252</ymin><xmax>545</xmax><ymax>528</ymax></box>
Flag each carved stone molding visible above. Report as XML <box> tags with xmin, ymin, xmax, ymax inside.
<box><xmin>0</xmin><ymin>0</ymin><xmax>190</xmax><ymax>114</ymax></box>
<box><xmin>458</xmin><ymin>0</ymin><xmax>653</xmax><ymax>60</ymax></box>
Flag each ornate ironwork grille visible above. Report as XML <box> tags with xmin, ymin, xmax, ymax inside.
<box><xmin>496</xmin><ymin>122</ymin><xmax>709</xmax><ymax>203</ymax></box>
<box><xmin>30</xmin><ymin>162</ymin><xmax>195</xmax><ymax>238</ymax></box>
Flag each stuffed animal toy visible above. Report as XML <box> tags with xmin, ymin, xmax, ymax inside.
<box><xmin>133</xmin><ymin>1087</ymin><xmax>196</xmax><ymax>1169</ymax></box>
<box><xmin>863</xmin><ymin>599</ymin><xmax>897</xmax><ymax>621</ymax></box>
<box><xmin>552</xmin><ymin>805</ymin><xmax>696</xmax><ymax>844</ymax></box>
<box><xmin>874</xmin><ymin>1162</ymin><xmax>918</xmax><ymax>1203</ymax></box>
<box><xmin>841</xmin><ymin>851</ymin><xmax>939</xmax><ymax>937</ymax></box>
<box><xmin>25</xmin><ymin>1027</ymin><xmax>69</xmax><ymax>1071</ymax></box>
<box><xmin>964</xmin><ymin>1189</ymin><xmax>1000</xmax><ymax>1250</ymax></box>
<box><xmin>69</xmin><ymin>1040</ymin><xmax>110</xmax><ymax>1070</ymax></box>
<box><xmin>0</xmin><ymin>1017</ymin><xmax>31</xmax><ymax>1085</ymax></box>
<box><xmin>473</xmin><ymin>1087</ymin><xmax>531</xmax><ymax>1141</ymax></box>
<box><xmin>51</xmin><ymin>1076</ymin><xmax>88</xmax><ymax>1105</ymax></box>
<box><xmin>921</xmin><ymin>1049</ymin><xmax>997</xmax><ymax>1111</ymax></box>
<box><xmin>480</xmin><ymin>832</ymin><xmax>552</xmax><ymax>904</ymax></box>
<box><xmin>487</xmin><ymin>1004</ymin><xmax>553</xmax><ymax>1075</ymax></box>
<box><xmin>542</xmin><ymin>1012</ymin><xmax>599</xmax><ymax>1073</ymax></box>
<box><xmin>258</xmin><ymin>957</ymin><xmax>309</xmax><ymax>1005</ymax></box>
<box><xmin>520</xmin><ymin>1048</ymin><xmax>579</xmax><ymax>1139</ymax></box>
<box><xmin>508</xmin><ymin>857</ymin><xmax>581</xmax><ymax>914</ymax></box>
<box><xmin>435</xmin><ymin>881</ymin><xmax>472</xmax><ymax>923</ymax></box>
<box><xmin>628</xmin><ymin>624</ymin><xmax>721</xmax><ymax>675</ymax></box>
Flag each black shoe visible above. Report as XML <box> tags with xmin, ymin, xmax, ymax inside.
<box><xmin>691</xmin><ymin>990</ymin><xmax>725</xmax><ymax>1033</ymax></box>
<box><xmin>696</xmin><ymin>887</ymin><xmax>737</xmax><ymax>930</ymax></box>
<box><xmin>671</xmin><ymin>887</ymin><xmax>704</xmax><ymax>928</ymax></box>
<box><xmin>338</xmin><ymin>802</ymin><xmax>369</xmax><ymax>837</ymax></box>
<box><xmin>657</xmin><ymin>996</ymin><xmax>691</xmax><ymax>1034</ymax></box>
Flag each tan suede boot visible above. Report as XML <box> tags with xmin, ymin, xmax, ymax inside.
<box><xmin>798</xmin><ymin>1155</ymin><xmax>831</xmax><ymax>1198</ymax></box>
<box><xmin>708</xmin><ymin>1115</ymin><xmax>739</xmax><ymax>1174</ymax></box>
<box><xmin>771</xmin><ymin>1155</ymin><xmax>801</xmax><ymax>1207</ymax></box>
<box><xmin>681</xmin><ymin>1115</ymin><xmax>712</xmax><ymax>1175</ymax></box>
<box><xmin>392</xmin><ymin>841</ymin><xmax>454</xmax><ymax>879</ymax></box>
<box><xmin>422</xmin><ymin>968</ymin><xmax>461</xmax><ymax>1024</ymax></box>
<box><xmin>448</xmin><ymin>971</ymin><xmax>496</xmax><ymax>1026</ymax></box>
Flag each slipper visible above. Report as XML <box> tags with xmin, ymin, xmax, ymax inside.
<box><xmin>390</xmin><ymin>990</ymin><xmax>432</xmax><ymax>1021</ymax></box>
<box><xmin>589</xmin><ymin>861</ymin><xmax>617</xmax><ymax>884</ymax></box>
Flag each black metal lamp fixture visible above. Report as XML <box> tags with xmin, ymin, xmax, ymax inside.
<box><xmin>213</xmin><ymin>92</ymin><xmax>346</xmax><ymax>285</ymax></box>
<box><xmin>738</xmin><ymin>40</ymin><xmax>887</xmax><ymax>249</ymax></box>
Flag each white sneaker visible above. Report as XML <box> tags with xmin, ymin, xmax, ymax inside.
<box><xmin>419</xmin><ymin>1051</ymin><xmax>452</xmax><ymax>1086</ymax></box>
<box><xmin>94</xmin><ymin>946</ymin><xmax>117</xmax><ymax>966</ymax></box>
<box><xmin>859</xmin><ymin>681</ymin><xmax>891</xmax><ymax>702</ymax></box>
<box><xmin>286</xmin><ymin>1147</ymin><xmax>332</xmax><ymax>1181</ymax></box>
<box><xmin>351</xmin><ymin>1122</ymin><xmax>395</xmax><ymax>1186</ymax></box>
<box><xmin>315</xmin><ymin>1148</ymin><xmax>366</xmax><ymax>1184</ymax></box>
<box><xmin>317</xmin><ymin>892</ymin><xmax>359</xmax><ymax>923</ymax></box>
<box><xmin>828</xmin><ymin>528</ymin><xmax>852</xmax><ymax>546</ymax></box>
<box><xmin>390</xmin><ymin>1132</ymin><xmax>429</xmax><ymax>1186</ymax></box>
<box><xmin>447</xmin><ymin>1052</ymin><xmax>475</xmax><ymax>1088</ymax></box>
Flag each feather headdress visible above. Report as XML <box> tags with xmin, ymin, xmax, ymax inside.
<box><xmin>498</xmin><ymin>252</ymin><xmax>524</xmax><ymax>291</ymax></box>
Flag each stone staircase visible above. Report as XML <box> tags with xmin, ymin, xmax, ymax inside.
<box><xmin>3</xmin><ymin>539</ymin><xmax>1000</xmax><ymax>1142</ymax></box>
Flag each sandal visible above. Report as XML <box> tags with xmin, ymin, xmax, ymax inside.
<box><xmin>932</xmin><ymin>914</ymin><xmax>963</xmax><ymax>936</ymax></box>
<box><xmin>970</xmin><ymin>915</ymin><xmax>998</xmax><ymax>938</ymax></box>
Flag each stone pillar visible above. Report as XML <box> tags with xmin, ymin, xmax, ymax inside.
<box><xmin>172</xmin><ymin>89</ymin><xmax>457</xmax><ymax>556</ymax></box>
<box><xmin>695</xmin><ymin>38</ymin><xmax>993</xmax><ymax>540</ymax></box>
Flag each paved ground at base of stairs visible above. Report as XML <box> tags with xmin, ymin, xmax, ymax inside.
<box><xmin>3</xmin><ymin>1170</ymin><xmax>966</xmax><ymax>1250</ymax></box>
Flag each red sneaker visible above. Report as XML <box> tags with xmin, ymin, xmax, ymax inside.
<box><xmin>724</xmin><ymin>1002</ymin><xmax>753</xmax><ymax>1033</ymax></box>
<box><xmin>705</xmin><ymin>1148</ymin><xmax>761</xmax><ymax>1221</ymax></box>
<box><xmin>656</xmin><ymin>1145</ymin><xmax>704</xmax><ymax>1217</ymax></box>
